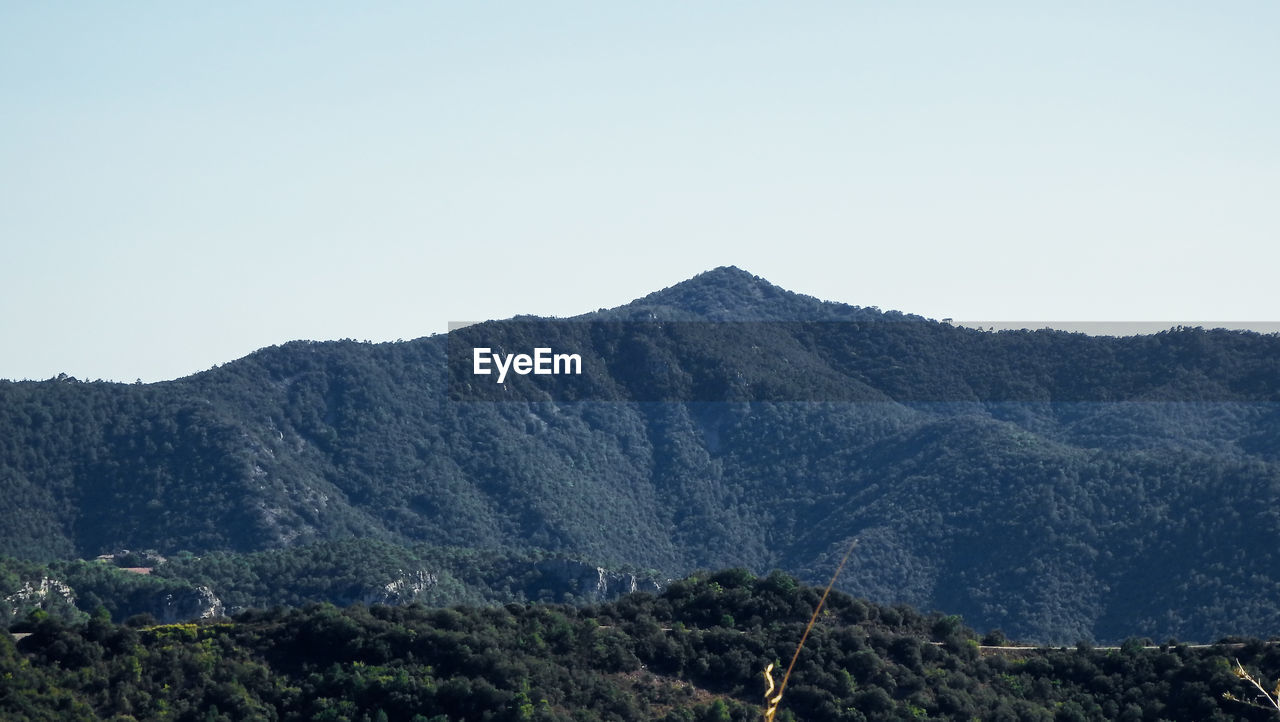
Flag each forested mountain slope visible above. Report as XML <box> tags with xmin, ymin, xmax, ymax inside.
<box><xmin>2</xmin><ymin>266</ymin><xmax>1278</xmax><ymax>643</ymax></box>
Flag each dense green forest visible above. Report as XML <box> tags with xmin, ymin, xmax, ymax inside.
<box><xmin>4</xmin><ymin>572</ymin><xmax>1280</xmax><ymax>721</ymax></box>
<box><xmin>1</xmin><ymin>541</ymin><xmax>661</xmax><ymax>627</ymax></box>
<box><xmin>1</xmin><ymin>267</ymin><xmax>1278</xmax><ymax>643</ymax></box>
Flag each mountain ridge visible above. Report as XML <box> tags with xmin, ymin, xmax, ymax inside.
<box><xmin>2</xmin><ymin>268</ymin><xmax>1278</xmax><ymax>643</ymax></box>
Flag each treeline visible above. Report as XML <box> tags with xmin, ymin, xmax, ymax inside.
<box><xmin>2</xmin><ymin>541</ymin><xmax>663</xmax><ymax>627</ymax></box>
<box><xmin>5</xmin><ymin>570</ymin><xmax>1280</xmax><ymax>721</ymax></box>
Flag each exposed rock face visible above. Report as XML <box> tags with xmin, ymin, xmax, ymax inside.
<box><xmin>534</xmin><ymin>559</ymin><xmax>663</xmax><ymax>602</ymax></box>
<box><xmin>156</xmin><ymin>586</ymin><xmax>224</xmax><ymax>623</ymax></box>
<box><xmin>360</xmin><ymin>569</ymin><xmax>439</xmax><ymax>606</ymax></box>
<box><xmin>3</xmin><ymin>576</ymin><xmax>76</xmax><ymax>618</ymax></box>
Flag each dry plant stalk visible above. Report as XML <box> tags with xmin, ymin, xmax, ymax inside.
<box><xmin>1223</xmin><ymin>658</ymin><xmax>1280</xmax><ymax>713</ymax></box>
<box><xmin>763</xmin><ymin>538</ymin><xmax>858</xmax><ymax>722</ymax></box>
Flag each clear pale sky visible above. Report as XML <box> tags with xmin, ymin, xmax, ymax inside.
<box><xmin>3</xmin><ymin>3</ymin><xmax>1276</xmax><ymax>382</ymax></box>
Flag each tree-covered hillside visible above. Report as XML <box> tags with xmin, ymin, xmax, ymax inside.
<box><xmin>4</xmin><ymin>572</ymin><xmax>1279</xmax><ymax>721</ymax></box>
<box><xmin>2</xmin><ymin>267</ymin><xmax>1278</xmax><ymax>642</ymax></box>
<box><xmin>1</xmin><ymin>541</ymin><xmax>663</xmax><ymax>629</ymax></box>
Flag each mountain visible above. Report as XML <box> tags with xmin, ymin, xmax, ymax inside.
<box><xmin>2</xmin><ymin>266</ymin><xmax>1279</xmax><ymax>643</ymax></box>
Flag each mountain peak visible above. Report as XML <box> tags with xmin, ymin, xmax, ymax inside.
<box><xmin>617</xmin><ymin>266</ymin><xmax>861</xmax><ymax>321</ymax></box>
<box><xmin>688</xmin><ymin>265</ymin><xmax>768</xmax><ymax>284</ymax></box>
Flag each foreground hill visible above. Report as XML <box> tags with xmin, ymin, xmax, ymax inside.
<box><xmin>2</xmin><ymin>267</ymin><xmax>1278</xmax><ymax>643</ymax></box>
<box><xmin>4</xmin><ymin>572</ymin><xmax>1279</xmax><ymax>721</ymax></box>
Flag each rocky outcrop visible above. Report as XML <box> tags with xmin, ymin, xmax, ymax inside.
<box><xmin>156</xmin><ymin>586</ymin><xmax>224</xmax><ymax>623</ymax></box>
<box><xmin>360</xmin><ymin>569</ymin><xmax>439</xmax><ymax>606</ymax></box>
<box><xmin>534</xmin><ymin>559</ymin><xmax>663</xmax><ymax>603</ymax></box>
<box><xmin>3</xmin><ymin>576</ymin><xmax>76</xmax><ymax>618</ymax></box>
